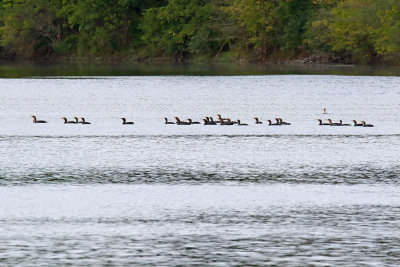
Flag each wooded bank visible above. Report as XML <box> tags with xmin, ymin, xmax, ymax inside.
<box><xmin>1</xmin><ymin>0</ymin><xmax>399</xmax><ymax>64</ymax></box>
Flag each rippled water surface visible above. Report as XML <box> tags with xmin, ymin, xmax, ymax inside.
<box><xmin>1</xmin><ymin>75</ymin><xmax>399</xmax><ymax>265</ymax></box>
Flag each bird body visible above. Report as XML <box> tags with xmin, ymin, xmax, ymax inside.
<box><xmin>279</xmin><ymin>118</ymin><xmax>291</xmax><ymax>125</ymax></box>
<box><xmin>209</xmin><ymin>117</ymin><xmax>220</xmax><ymax>124</ymax></box>
<box><xmin>121</xmin><ymin>118</ymin><xmax>134</xmax><ymax>125</ymax></box>
<box><xmin>267</xmin><ymin>120</ymin><xmax>280</xmax><ymax>126</ymax></box>
<box><xmin>361</xmin><ymin>121</ymin><xmax>374</xmax><ymax>127</ymax></box>
<box><xmin>220</xmin><ymin>119</ymin><xmax>234</xmax><ymax>125</ymax></box>
<box><xmin>164</xmin><ymin>118</ymin><xmax>175</xmax><ymax>124</ymax></box>
<box><xmin>62</xmin><ymin>117</ymin><xmax>77</xmax><ymax>124</ymax></box>
<box><xmin>203</xmin><ymin>119</ymin><xmax>217</xmax><ymax>125</ymax></box>
<box><xmin>32</xmin><ymin>116</ymin><xmax>47</xmax><ymax>124</ymax></box>
<box><xmin>237</xmin><ymin>120</ymin><xmax>248</xmax><ymax>126</ymax></box>
<box><xmin>339</xmin><ymin>120</ymin><xmax>351</xmax><ymax>126</ymax></box>
<box><xmin>254</xmin><ymin>117</ymin><xmax>263</xmax><ymax>124</ymax></box>
<box><xmin>317</xmin><ymin>119</ymin><xmax>330</xmax><ymax>125</ymax></box>
<box><xmin>175</xmin><ymin>117</ymin><xmax>190</xmax><ymax>125</ymax></box>
<box><xmin>188</xmin><ymin>118</ymin><xmax>200</xmax><ymax>124</ymax></box>
<box><xmin>81</xmin><ymin>118</ymin><xmax>91</xmax><ymax>124</ymax></box>
<box><xmin>327</xmin><ymin>119</ymin><xmax>341</xmax><ymax>126</ymax></box>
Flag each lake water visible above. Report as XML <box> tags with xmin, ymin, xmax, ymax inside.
<box><xmin>0</xmin><ymin>71</ymin><xmax>399</xmax><ymax>265</ymax></box>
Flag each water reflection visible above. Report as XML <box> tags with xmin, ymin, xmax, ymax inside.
<box><xmin>1</xmin><ymin>61</ymin><xmax>400</xmax><ymax>77</ymax></box>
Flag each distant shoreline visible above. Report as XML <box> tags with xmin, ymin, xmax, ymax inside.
<box><xmin>0</xmin><ymin>52</ymin><xmax>394</xmax><ymax>66</ymax></box>
<box><xmin>1</xmin><ymin>60</ymin><xmax>400</xmax><ymax>78</ymax></box>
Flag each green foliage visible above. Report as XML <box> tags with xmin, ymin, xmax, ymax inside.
<box><xmin>227</xmin><ymin>0</ymin><xmax>315</xmax><ymax>57</ymax></box>
<box><xmin>63</xmin><ymin>0</ymin><xmax>155</xmax><ymax>56</ymax></box>
<box><xmin>329</xmin><ymin>0</ymin><xmax>377</xmax><ymax>56</ymax></box>
<box><xmin>140</xmin><ymin>0</ymin><xmax>232</xmax><ymax>59</ymax></box>
<box><xmin>227</xmin><ymin>0</ymin><xmax>281</xmax><ymax>55</ymax></box>
<box><xmin>276</xmin><ymin>0</ymin><xmax>315</xmax><ymax>50</ymax></box>
<box><xmin>303</xmin><ymin>8</ymin><xmax>334</xmax><ymax>51</ymax></box>
<box><xmin>374</xmin><ymin>0</ymin><xmax>400</xmax><ymax>54</ymax></box>
<box><xmin>304</xmin><ymin>0</ymin><xmax>400</xmax><ymax>62</ymax></box>
<box><xmin>0</xmin><ymin>0</ymin><xmax>64</xmax><ymax>58</ymax></box>
<box><xmin>0</xmin><ymin>0</ymin><xmax>399</xmax><ymax>63</ymax></box>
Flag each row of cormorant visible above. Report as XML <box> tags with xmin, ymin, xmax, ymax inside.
<box><xmin>165</xmin><ymin>116</ymin><xmax>291</xmax><ymax>126</ymax></box>
<box><xmin>165</xmin><ymin>115</ymin><xmax>374</xmax><ymax>127</ymax></box>
<box><xmin>32</xmin><ymin>116</ymin><xmax>92</xmax><ymax>124</ymax></box>
<box><xmin>318</xmin><ymin>119</ymin><xmax>374</xmax><ymax>127</ymax></box>
<box><xmin>32</xmin><ymin>116</ymin><xmax>133</xmax><ymax>125</ymax></box>
<box><xmin>31</xmin><ymin>115</ymin><xmax>374</xmax><ymax>127</ymax></box>
<box><xmin>61</xmin><ymin>117</ymin><xmax>91</xmax><ymax>124</ymax></box>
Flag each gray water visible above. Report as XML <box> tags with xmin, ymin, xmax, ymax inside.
<box><xmin>0</xmin><ymin>75</ymin><xmax>399</xmax><ymax>265</ymax></box>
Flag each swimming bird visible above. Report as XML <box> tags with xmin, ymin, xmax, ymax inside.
<box><xmin>81</xmin><ymin>118</ymin><xmax>91</xmax><ymax>124</ymax></box>
<box><xmin>361</xmin><ymin>121</ymin><xmax>374</xmax><ymax>127</ymax></box>
<box><xmin>339</xmin><ymin>120</ymin><xmax>351</xmax><ymax>126</ymax></box>
<box><xmin>352</xmin><ymin>120</ymin><xmax>363</xmax><ymax>127</ymax></box>
<box><xmin>32</xmin><ymin>116</ymin><xmax>47</xmax><ymax>123</ymax></box>
<box><xmin>237</xmin><ymin>120</ymin><xmax>248</xmax><ymax>126</ymax></box>
<box><xmin>226</xmin><ymin>118</ymin><xmax>238</xmax><ymax>124</ymax></box>
<box><xmin>74</xmin><ymin>117</ymin><xmax>80</xmax><ymax>123</ymax></box>
<box><xmin>317</xmin><ymin>119</ymin><xmax>330</xmax><ymax>125</ymax></box>
<box><xmin>254</xmin><ymin>117</ymin><xmax>263</xmax><ymax>124</ymax></box>
<box><xmin>62</xmin><ymin>117</ymin><xmax>76</xmax><ymax>124</ymax></box>
<box><xmin>217</xmin><ymin>114</ymin><xmax>228</xmax><ymax>122</ymax></box>
<box><xmin>164</xmin><ymin>118</ymin><xmax>175</xmax><ymax>124</ymax></box>
<box><xmin>203</xmin><ymin>119</ymin><xmax>217</xmax><ymax>125</ymax></box>
<box><xmin>188</xmin><ymin>118</ymin><xmax>200</xmax><ymax>124</ymax></box>
<box><xmin>323</xmin><ymin>108</ymin><xmax>327</xmax><ymax>114</ymax></box>
<box><xmin>267</xmin><ymin>120</ymin><xmax>281</xmax><ymax>126</ymax></box>
<box><xmin>220</xmin><ymin>119</ymin><xmax>235</xmax><ymax>125</ymax></box>
<box><xmin>121</xmin><ymin>118</ymin><xmax>134</xmax><ymax>125</ymax></box>
<box><xmin>209</xmin><ymin>117</ymin><xmax>220</xmax><ymax>124</ymax></box>
<box><xmin>327</xmin><ymin>119</ymin><xmax>341</xmax><ymax>126</ymax></box>
<box><xmin>279</xmin><ymin>118</ymin><xmax>291</xmax><ymax>125</ymax></box>
<box><xmin>175</xmin><ymin>117</ymin><xmax>190</xmax><ymax>125</ymax></box>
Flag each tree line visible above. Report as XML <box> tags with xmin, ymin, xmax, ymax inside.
<box><xmin>0</xmin><ymin>0</ymin><xmax>399</xmax><ymax>64</ymax></box>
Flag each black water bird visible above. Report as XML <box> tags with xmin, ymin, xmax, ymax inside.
<box><xmin>203</xmin><ymin>119</ymin><xmax>217</xmax><ymax>125</ymax></box>
<box><xmin>339</xmin><ymin>120</ymin><xmax>351</xmax><ymax>126</ymax></box>
<box><xmin>175</xmin><ymin>117</ymin><xmax>190</xmax><ymax>125</ymax></box>
<box><xmin>62</xmin><ymin>117</ymin><xmax>77</xmax><ymax>124</ymax></box>
<box><xmin>267</xmin><ymin>120</ymin><xmax>280</xmax><ymax>126</ymax></box>
<box><xmin>352</xmin><ymin>120</ymin><xmax>363</xmax><ymax>126</ymax></box>
<box><xmin>254</xmin><ymin>117</ymin><xmax>263</xmax><ymax>124</ymax></box>
<box><xmin>164</xmin><ymin>118</ymin><xmax>175</xmax><ymax>124</ymax></box>
<box><xmin>327</xmin><ymin>119</ymin><xmax>341</xmax><ymax>126</ymax></box>
<box><xmin>81</xmin><ymin>118</ymin><xmax>91</xmax><ymax>124</ymax></box>
<box><xmin>317</xmin><ymin>119</ymin><xmax>329</xmax><ymax>125</ymax></box>
<box><xmin>188</xmin><ymin>118</ymin><xmax>200</xmax><ymax>124</ymax></box>
<box><xmin>361</xmin><ymin>121</ymin><xmax>374</xmax><ymax>127</ymax></box>
<box><xmin>220</xmin><ymin>119</ymin><xmax>235</xmax><ymax>125</ymax></box>
<box><xmin>226</xmin><ymin>118</ymin><xmax>238</xmax><ymax>124</ymax></box>
<box><xmin>121</xmin><ymin>118</ymin><xmax>134</xmax><ymax>125</ymax></box>
<box><xmin>279</xmin><ymin>118</ymin><xmax>291</xmax><ymax>125</ymax></box>
<box><xmin>32</xmin><ymin>116</ymin><xmax>47</xmax><ymax>124</ymax></box>
<box><xmin>237</xmin><ymin>120</ymin><xmax>248</xmax><ymax>126</ymax></box>
<box><xmin>209</xmin><ymin>117</ymin><xmax>220</xmax><ymax>124</ymax></box>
